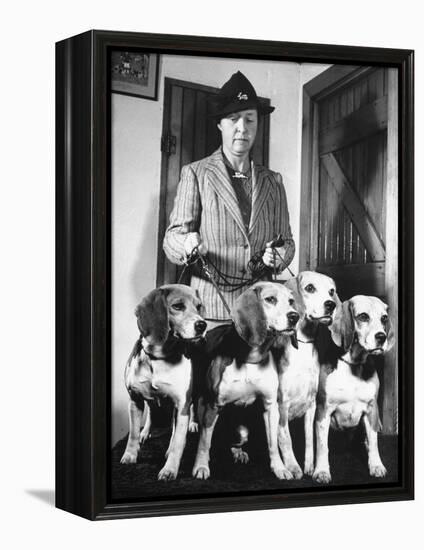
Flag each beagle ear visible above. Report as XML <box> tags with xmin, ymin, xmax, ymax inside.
<box><xmin>233</xmin><ymin>287</ymin><xmax>268</xmax><ymax>347</ymax></box>
<box><xmin>290</xmin><ymin>332</ymin><xmax>299</xmax><ymax>350</ymax></box>
<box><xmin>284</xmin><ymin>277</ymin><xmax>306</xmax><ymax>318</ymax></box>
<box><xmin>330</xmin><ymin>299</ymin><xmax>355</xmax><ymax>350</ymax></box>
<box><xmin>135</xmin><ymin>288</ymin><xmax>169</xmax><ymax>345</ymax></box>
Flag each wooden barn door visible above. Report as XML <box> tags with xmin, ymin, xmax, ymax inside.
<box><xmin>156</xmin><ymin>77</ymin><xmax>270</xmax><ymax>287</ymax></box>
<box><xmin>300</xmin><ymin>66</ymin><xmax>398</xmax><ymax>433</ymax></box>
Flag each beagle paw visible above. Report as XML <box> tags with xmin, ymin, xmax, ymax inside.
<box><xmin>271</xmin><ymin>463</ymin><xmax>294</xmax><ymax>480</ymax></box>
<box><xmin>120</xmin><ymin>451</ymin><xmax>138</xmax><ymax>464</ymax></box>
<box><xmin>192</xmin><ymin>465</ymin><xmax>210</xmax><ymax>480</ymax></box>
<box><xmin>189</xmin><ymin>421</ymin><xmax>199</xmax><ymax>433</ymax></box>
<box><xmin>312</xmin><ymin>469</ymin><xmax>332</xmax><ymax>484</ymax></box>
<box><xmin>286</xmin><ymin>462</ymin><xmax>303</xmax><ymax>479</ymax></box>
<box><xmin>231</xmin><ymin>447</ymin><xmax>250</xmax><ymax>464</ymax></box>
<box><xmin>369</xmin><ymin>463</ymin><xmax>387</xmax><ymax>478</ymax></box>
<box><xmin>158</xmin><ymin>465</ymin><xmax>178</xmax><ymax>481</ymax></box>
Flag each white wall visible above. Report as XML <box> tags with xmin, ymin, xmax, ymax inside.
<box><xmin>112</xmin><ymin>55</ymin><xmax>329</xmax><ymax>444</ymax></box>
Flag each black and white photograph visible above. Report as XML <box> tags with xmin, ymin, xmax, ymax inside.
<box><xmin>110</xmin><ymin>51</ymin><xmax>401</xmax><ymax>500</ymax></box>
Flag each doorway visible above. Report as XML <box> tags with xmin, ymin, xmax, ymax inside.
<box><xmin>300</xmin><ymin>65</ymin><xmax>399</xmax><ymax>434</ymax></box>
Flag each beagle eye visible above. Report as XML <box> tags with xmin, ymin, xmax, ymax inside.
<box><xmin>289</xmin><ymin>298</ymin><xmax>295</xmax><ymax>307</ymax></box>
<box><xmin>381</xmin><ymin>314</ymin><xmax>388</xmax><ymax>324</ymax></box>
<box><xmin>357</xmin><ymin>313</ymin><xmax>370</xmax><ymax>322</ymax></box>
<box><xmin>264</xmin><ymin>296</ymin><xmax>277</xmax><ymax>305</ymax></box>
<box><xmin>172</xmin><ymin>302</ymin><xmax>185</xmax><ymax>311</ymax></box>
<box><xmin>329</xmin><ymin>289</ymin><xmax>335</xmax><ymax>297</ymax></box>
<box><xmin>196</xmin><ymin>303</ymin><xmax>202</xmax><ymax>312</ymax></box>
<box><xmin>305</xmin><ymin>284</ymin><xmax>316</xmax><ymax>293</ymax></box>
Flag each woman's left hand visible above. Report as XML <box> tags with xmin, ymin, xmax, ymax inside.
<box><xmin>262</xmin><ymin>241</ymin><xmax>278</xmax><ymax>268</ymax></box>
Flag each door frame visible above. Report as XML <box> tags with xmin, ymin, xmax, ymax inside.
<box><xmin>156</xmin><ymin>77</ymin><xmax>221</xmax><ymax>287</ymax></box>
<box><xmin>299</xmin><ymin>65</ymin><xmax>399</xmax><ymax>433</ymax></box>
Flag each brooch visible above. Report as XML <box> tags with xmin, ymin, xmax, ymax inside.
<box><xmin>233</xmin><ymin>172</ymin><xmax>249</xmax><ymax>179</ymax></box>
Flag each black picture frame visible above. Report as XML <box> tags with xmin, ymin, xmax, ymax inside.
<box><xmin>55</xmin><ymin>30</ymin><xmax>414</xmax><ymax>521</ymax></box>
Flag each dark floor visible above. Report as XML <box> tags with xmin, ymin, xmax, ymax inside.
<box><xmin>111</xmin><ymin>405</ymin><xmax>399</xmax><ymax>501</ymax></box>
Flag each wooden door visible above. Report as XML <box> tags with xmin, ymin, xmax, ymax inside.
<box><xmin>156</xmin><ymin>77</ymin><xmax>270</xmax><ymax>286</ymax></box>
<box><xmin>300</xmin><ymin>66</ymin><xmax>398</xmax><ymax>433</ymax></box>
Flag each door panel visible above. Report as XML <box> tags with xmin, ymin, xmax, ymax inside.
<box><xmin>157</xmin><ymin>77</ymin><xmax>270</xmax><ymax>286</ymax></box>
<box><xmin>316</xmin><ymin>68</ymin><xmax>388</xmax><ymax>298</ymax></box>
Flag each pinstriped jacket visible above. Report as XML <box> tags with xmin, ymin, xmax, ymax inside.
<box><xmin>163</xmin><ymin>148</ymin><xmax>295</xmax><ymax>320</ymax></box>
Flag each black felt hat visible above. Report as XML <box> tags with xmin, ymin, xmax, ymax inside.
<box><xmin>209</xmin><ymin>71</ymin><xmax>275</xmax><ymax>119</ymax></box>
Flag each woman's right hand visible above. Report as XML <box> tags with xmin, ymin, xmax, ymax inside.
<box><xmin>184</xmin><ymin>233</ymin><xmax>207</xmax><ymax>257</ymax></box>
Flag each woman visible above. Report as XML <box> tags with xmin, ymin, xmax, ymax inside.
<box><xmin>163</xmin><ymin>71</ymin><xmax>295</xmax><ymax>324</ymax></box>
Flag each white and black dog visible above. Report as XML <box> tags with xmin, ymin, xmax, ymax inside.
<box><xmin>192</xmin><ymin>282</ymin><xmax>300</xmax><ymax>480</ymax></box>
<box><xmin>121</xmin><ymin>284</ymin><xmax>206</xmax><ymax>480</ymax></box>
<box><xmin>313</xmin><ymin>295</ymin><xmax>394</xmax><ymax>483</ymax></box>
<box><xmin>272</xmin><ymin>271</ymin><xmax>340</xmax><ymax>479</ymax></box>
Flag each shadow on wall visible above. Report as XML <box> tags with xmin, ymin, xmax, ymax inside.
<box><xmin>131</xmin><ymin>194</ymin><xmax>161</xmax><ymax>303</ymax></box>
<box><xmin>112</xmin><ymin>191</ymin><xmax>161</xmax><ymax>442</ymax></box>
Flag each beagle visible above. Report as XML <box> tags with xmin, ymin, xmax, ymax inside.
<box><xmin>273</xmin><ymin>271</ymin><xmax>339</xmax><ymax>479</ymax></box>
<box><xmin>192</xmin><ymin>282</ymin><xmax>300</xmax><ymax>480</ymax></box>
<box><xmin>313</xmin><ymin>295</ymin><xmax>394</xmax><ymax>484</ymax></box>
<box><xmin>120</xmin><ymin>284</ymin><xmax>207</xmax><ymax>480</ymax></box>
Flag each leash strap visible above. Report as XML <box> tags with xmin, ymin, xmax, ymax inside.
<box><xmin>177</xmin><ymin>248</ymin><xmax>201</xmax><ymax>283</ymax></box>
<box><xmin>179</xmin><ymin>247</ymin><xmax>232</xmax><ymax>316</ymax></box>
<box><xmin>274</xmin><ymin>247</ymin><xmax>295</xmax><ymax>278</ymax></box>
<box><xmin>196</xmin><ymin>252</ymin><xmax>232</xmax><ymax>316</ymax></box>
<box><xmin>178</xmin><ymin>239</ymin><xmax>295</xmax><ymax>314</ymax></box>
<box><xmin>177</xmin><ymin>263</ymin><xmax>189</xmax><ymax>284</ymax></box>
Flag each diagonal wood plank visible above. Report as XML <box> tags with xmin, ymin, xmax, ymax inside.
<box><xmin>322</xmin><ymin>153</ymin><xmax>386</xmax><ymax>261</ymax></box>
<box><xmin>319</xmin><ymin>95</ymin><xmax>388</xmax><ymax>155</ymax></box>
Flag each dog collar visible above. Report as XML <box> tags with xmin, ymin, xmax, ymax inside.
<box><xmin>143</xmin><ymin>349</ymin><xmax>170</xmax><ymax>361</ymax></box>
<box><xmin>339</xmin><ymin>356</ymin><xmax>363</xmax><ymax>367</ymax></box>
<box><xmin>141</xmin><ymin>337</ymin><xmax>183</xmax><ymax>362</ymax></box>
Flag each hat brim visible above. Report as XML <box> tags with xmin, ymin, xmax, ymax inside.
<box><xmin>208</xmin><ymin>99</ymin><xmax>275</xmax><ymax>119</ymax></box>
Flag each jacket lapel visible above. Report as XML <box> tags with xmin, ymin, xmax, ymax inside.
<box><xmin>206</xmin><ymin>149</ymin><xmax>248</xmax><ymax>239</ymax></box>
<box><xmin>249</xmin><ymin>164</ymin><xmax>271</xmax><ymax>235</ymax></box>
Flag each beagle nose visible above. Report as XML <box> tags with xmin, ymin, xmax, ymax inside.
<box><xmin>287</xmin><ymin>311</ymin><xmax>300</xmax><ymax>326</ymax></box>
<box><xmin>324</xmin><ymin>300</ymin><xmax>336</xmax><ymax>313</ymax></box>
<box><xmin>195</xmin><ymin>320</ymin><xmax>207</xmax><ymax>335</ymax></box>
<box><xmin>375</xmin><ymin>332</ymin><xmax>387</xmax><ymax>345</ymax></box>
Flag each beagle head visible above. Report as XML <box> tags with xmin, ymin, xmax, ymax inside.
<box><xmin>233</xmin><ymin>282</ymin><xmax>300</xmax><ymax>347</ymax></box>
<box><xmin>330</xmin><ymin>295</ymin><xmax>394</xmax><ymax>355</ymax></box>
<box><xmin>285</xmin><ymin>271</ymin><xmax>340</xmax><ymax>326</ymax></box>
<box><xmin>135</xmin><ymin>284</ymin><xmax>206</xmax><ymax>346</ymax></box>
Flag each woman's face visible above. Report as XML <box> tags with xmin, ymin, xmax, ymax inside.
<box><xmin>217</xmin><ymin>109</ymin><xmax>258</xmax><ymax>157</ymax></box>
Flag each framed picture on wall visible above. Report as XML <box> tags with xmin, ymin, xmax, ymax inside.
<box><xmin>111</xmin><ymin>51</ymin><xmax>159</xmax><ymax>99</ymax></box>
<box><xmin>56</xmin><ymin>30</ymin><xmax>414</xmax><ymax>520</ymax></box>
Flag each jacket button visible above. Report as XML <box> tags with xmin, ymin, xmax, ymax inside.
<box><xmin>243</xmin><ymin>244</ymin><xmax>249</xmax><ymax>249</ymax></box>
